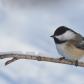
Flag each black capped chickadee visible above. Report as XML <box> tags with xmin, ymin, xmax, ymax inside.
<box><xmin>50</xmin><ymin>26</ymin><xmax>84</xmax><ymax>66</ymax></box>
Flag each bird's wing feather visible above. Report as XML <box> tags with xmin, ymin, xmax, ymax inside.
<box><xmin>76</xmin><ymin>37</ymin><xmax>84</xmax><ymax>50</ymax></box>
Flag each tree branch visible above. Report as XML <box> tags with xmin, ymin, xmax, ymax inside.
<box><xmin>0</xmin><ymin>54</ymin><xmax>84</xmax><ymax>67</ymax></box>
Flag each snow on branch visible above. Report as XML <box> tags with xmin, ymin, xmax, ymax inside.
<box><xmin>0</xmin><ymin>53</ymin><xmax>84</xmax><ymax>67</ymax></box>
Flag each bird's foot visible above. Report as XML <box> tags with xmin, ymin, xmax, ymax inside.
<box><xmin>59</xmin><ymin>57</ymin><xmax>65</xmax><ymax>60</ymax></box>
<box><xmin>75</xmin><ymin>60</ymin><xmax>78</xmax><ymax>67</ymax></box>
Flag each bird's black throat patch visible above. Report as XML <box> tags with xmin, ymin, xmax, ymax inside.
<box><xmin>54</xmin><ymin>38</ymin><xmax>66</xmax><ymax>44</ymax></box>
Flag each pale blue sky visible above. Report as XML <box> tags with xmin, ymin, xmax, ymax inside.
<box><xmin>0</xmin><ymin>0</ymin><xmax>84</xmax><ymax>84</ymax></box>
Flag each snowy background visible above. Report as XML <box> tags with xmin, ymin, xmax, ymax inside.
<box><xmin>0</xmin><ymin>0</ymin><xmax>84</xmax><ymax>84</ymax></box>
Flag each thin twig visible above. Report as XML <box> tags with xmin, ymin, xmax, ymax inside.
<box><xmin>0</xmin><ymin>54</ymin><xmax>84</xmax><ymax>67</ymax></box>
<box><xmin>5</xmin><ymin>57</ymin><xmax>19</xmax><ymax>66</ymax></box>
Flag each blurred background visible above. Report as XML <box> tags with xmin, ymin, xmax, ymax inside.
<box><xmin>0</xmin><ymin>0</ymin><xmax>84</xmax><ymax>84</ymax></box>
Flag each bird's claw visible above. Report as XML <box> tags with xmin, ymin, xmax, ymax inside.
<box><xmin>59</xmin><ymin>57</ymin><xmax>65</xmax><ymax>60</ymax></box>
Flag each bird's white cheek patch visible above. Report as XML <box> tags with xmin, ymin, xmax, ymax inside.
<box><xmin>55</xmin><ymin>30</ymin><xmax>76</xmax><ymax>41</ymax></box>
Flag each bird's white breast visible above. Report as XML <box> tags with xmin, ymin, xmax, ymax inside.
<box><xmin>56</xmin><ymin>43</ymin><xmax>75</xmax><ymax>60</ymax></box>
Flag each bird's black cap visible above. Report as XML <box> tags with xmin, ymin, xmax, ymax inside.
<box><xmin>53</xmin><ymin>26</ymin><xmax>77</xmax><ymax>36</ymax></box>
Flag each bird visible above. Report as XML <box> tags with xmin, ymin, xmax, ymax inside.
<box><xmin>50</xmin><ymin>26</ymin><xmax>84</xmax><ymax>66</ymax></box>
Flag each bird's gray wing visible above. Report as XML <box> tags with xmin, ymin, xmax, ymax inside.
<box><xmin>76</xmin><ymin>37</ymin><xmax>84</xmax><ymax>50</ymax></box>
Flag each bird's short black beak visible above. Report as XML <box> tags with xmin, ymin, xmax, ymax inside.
<box><xmin>50</xmin><ymin>35</ymin><xmax>54</xmax><ymax>38</ymax></box>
